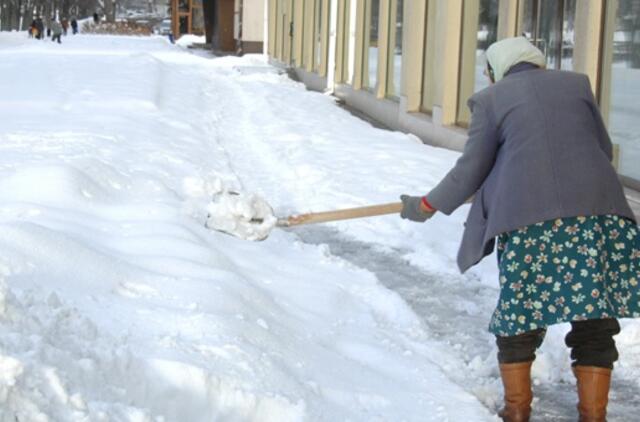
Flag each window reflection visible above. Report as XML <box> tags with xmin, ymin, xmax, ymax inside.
<box><xmin>520</xmin><ymin>0</ymin><xmax>576</xmax><ymax>70</ymax></box>
<box><xmin>474</xmin><ymin>0</ymin><xmax>498</xmax><ymax>93</ymax></box>
<box><xmin>610</xmin><ymin>0</ymin><xmax>640</xmax><ymax>182</ymax></box>
<box><xmin>389</xmin><ymin>0</ymin><xmax>404</xmax><ymax>97</ymax></box>
<box><xmin>367</xmin><ymin>0</ymin><xmax>380</xmax><ymax>90</ymax></box>
<box><xmin>192</xmin><ymin>0</ymin><xmax>204</xmax><ymax>35</ymax></box>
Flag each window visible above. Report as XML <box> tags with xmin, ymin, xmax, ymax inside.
<box><xmin>366</xmin><ymin>0</ymin><xmax>380</xmax><ymax>90</ymax></box>
<box><xmin>191</xmin><ymin>0</ymin><xmax>204</xmax><ymax>35</ymax></box>
<box><xmin>473</xmin><ymin>0</ymin><xmax>499</xmax><ymax>93</ymax></box>
<box><xmin>609</xmin><ymin>0</ymin><xmax>640</xmax><ymax>183</ymax></box>
<box><xmin>387</xmin><ymin>0</ymin><xmax>404</xmax><ymax>97</ymax></box>
<box><xmin>520</xmin><ymin>0</ymin><xmax>576</xmax><ymax>70</ymax></box>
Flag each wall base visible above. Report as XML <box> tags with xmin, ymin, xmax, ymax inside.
<box><xmin>240</xmin><ymin>41</ymin><xmax>264</xmax><ymax>54</ymax></box>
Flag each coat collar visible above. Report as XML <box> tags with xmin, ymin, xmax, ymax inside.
<box><xmin>504</xmin><ymin>62</ymin><xmax>541</xmax><ymax>78</ymax></box>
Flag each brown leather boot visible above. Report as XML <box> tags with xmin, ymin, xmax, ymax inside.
<box><xmin>573</xmin><ymin>365</ymin><xmax>612</xmax><ymax>422</ymax></box>
<box><xmin>498</xmin><ymin>361</ymin><xmax>533</xmax><ymax>422</ymax></box>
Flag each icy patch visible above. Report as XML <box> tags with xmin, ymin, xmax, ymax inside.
<box><xmin>205</xmin><ymin>192</ymin><xmax>277</xmax><ymax>241</ymax></box>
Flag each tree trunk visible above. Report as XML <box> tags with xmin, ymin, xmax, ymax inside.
<box><xmin>203</xmin><ymin>0</ymin><xmax>214</xmax><ymax>44</ymax></box>
<box><xmin>103</xmin><ymin>0</ymin><xmax>115</xmax><ymax>22</ymax></box>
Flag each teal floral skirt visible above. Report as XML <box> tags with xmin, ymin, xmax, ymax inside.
<box><xmin>490</xmin><ymin>215</ymin><xmax>640</xmax><ymax>337</ymax></box>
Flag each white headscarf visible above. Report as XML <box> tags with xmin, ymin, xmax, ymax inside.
<box><xmin>485</xmin><ymin>36</ymin><xmax>546</xmax><ymax>82</ymax></box>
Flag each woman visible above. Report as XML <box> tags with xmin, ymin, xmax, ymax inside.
<box><xmin>400</xmin><ymin>37</ymin><xmax>639</xmax><ymax>422</ymax></box>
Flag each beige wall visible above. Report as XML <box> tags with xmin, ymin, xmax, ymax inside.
<box><xmin>241</xmin><ymin>0</ymin><xmax>265</xmax><ymax>42</ymax></box>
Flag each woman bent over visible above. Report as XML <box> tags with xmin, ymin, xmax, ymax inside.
<box><xmin>400</xmin><ymin>37</ymin><xmax>639</xmax><ymax>422</ymax></box>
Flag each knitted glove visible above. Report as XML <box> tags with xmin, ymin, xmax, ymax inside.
<box><xmin>400</xmin><ymin>195</ymin><xmax>436</xmax><ymax>222</ymax></box>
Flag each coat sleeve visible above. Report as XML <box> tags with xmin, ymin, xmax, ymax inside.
<box><xmin>582</xmin><ymin>76</ymin><xmax>613</xmax><ymax>161</ymax></box>
<box><xmin>425</xmin><ymin>95</ymin><xmax>499</xmax><ymax>215</ymax></box>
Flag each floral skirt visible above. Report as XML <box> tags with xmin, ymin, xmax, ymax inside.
<box><xmin>490</xmin><ymin>215</ymin><xmax>640</xmax><ymax>337</ymax></box>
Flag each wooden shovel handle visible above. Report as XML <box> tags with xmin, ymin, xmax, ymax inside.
<box><xmin>277</xmin><ymin>196</ymin><xmax>474</xmax><ymax>228</ymax></box>
<box><xmin>279</xmin><ymin>202</ymin><xmax>404</xmax><ymax>227</ymax></box>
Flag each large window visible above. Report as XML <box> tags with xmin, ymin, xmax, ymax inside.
<box><xmin>474</xmin><ymin>0</ymin><xmax>499</xmax><ymax>93</ymax></box>
<box><xmin>609</xmin><ymin>0</ymin><xmax>640</xmax><ymax>183</ymax></box>
<box><xmin>191</xmin><ymin>0</ymin><xmax>205</xmax><ymax>35</ymax></box>
<box><xmin>387</xmin><ymin>0</ymin><xmax>404</xmax><ymax>97</ymax></box>
<box><xmin>366</xmin><ymin>0</ymin><xmax>380</xmax><ymax>90</ymax></box>
<box><xmin>520</xmin><ymin>0</ymin><xmax>576</xmax><ymax>70</ymax></box>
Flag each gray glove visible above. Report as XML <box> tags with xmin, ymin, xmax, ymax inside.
<box><xmin>400</xmin><ymin>195</ymin><xmax>435</xmax><ymax>222</ymax></box>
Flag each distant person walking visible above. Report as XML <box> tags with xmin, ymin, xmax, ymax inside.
<box><xmin>61</xmin><ymin>18</ymin><xmax>69</xmax><ymax>36</ymax></box>
<box><xmin>35</xmin><ymin>17</ymin><xmax>44</xmax><ymax>40</ymax></box>
<box><xmin>400</xmin><ymin>36</ymin><xmax>639</xmax><ymax>422</ymax></box>
<box><xmin>93</xmin><ymin>12</ymin><xmax>100</xmax><ymax>24</ymax></box>
<box><xmin>29</xmin><ymin>19</ymin><xmax>38</xmax><ymax>38</ymax></box>
<box><xmin>51</xmin><ymin>19</ymin><xmax>63</xmax><ymax>44</ymax></box>
<box><xmin>71</xmin><ymin>18</ymin><xmax>78</xmax><ymax>35</ymax></box>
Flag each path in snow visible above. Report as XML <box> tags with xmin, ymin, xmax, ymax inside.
<box><xmin>199</xmin><ymin>45</ymin><xmax>640</xmax><ymax>421</ymax></box>
<box><xmin>0</xmin><ymin>34</ymin><xmax>500</xmax><ymax>421</ymax></box>
<box><xmin>294</xmin><ymin>226</ymin><xmax>640</xmax><ymax>421</ymax></box>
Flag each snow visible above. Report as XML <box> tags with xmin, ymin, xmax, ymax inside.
<box><xmin>175</xmin><ymin>34</ymin><xmax>207</xmax><ymax>48</ymax></box>
<box><xmin>0</xmin><ymin>31</ymin><xmax>638</xmax><ymax>421</ymax></box>
<box><xmin>0</xmin><ymin>32</ymin><xmax>497</xmax><ymax>421</ymax></box>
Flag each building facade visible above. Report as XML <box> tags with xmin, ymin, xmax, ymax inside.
<box><xmin>170</xmin><ymin>0</ymin><xmax>264</xmax><ymax>53</ymax></box>
<box><xmin>236</xmin><ymin>0</ymin><xmax>266</xmax><ymax>53</ymax></box>
<box><xmin>266</xmin><ymin>0</ymin><xmax>640</xmax><ymax>191</ymax></box>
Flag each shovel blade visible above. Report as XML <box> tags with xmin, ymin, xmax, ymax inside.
<box><xmin>204</xmin><ymin>192</ymin><xmax>278</xmax><ymax>241</ymax></box>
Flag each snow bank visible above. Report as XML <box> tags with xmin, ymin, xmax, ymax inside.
<box><xmin>0</xmin><ymin>33</ymin><xmax>496</xmax><ymax>421</ymax></box>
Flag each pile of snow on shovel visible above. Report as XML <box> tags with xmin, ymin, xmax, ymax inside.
<box><xmin>205</xmin><ymin>191</ymin><xmax>278</xmax><ymax>241</ymax></box>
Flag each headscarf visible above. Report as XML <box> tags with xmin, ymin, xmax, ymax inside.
<box><xmin>485</xmin><ymin>36</ymin><xmax>546</xmax><ymax>82</ymax></box>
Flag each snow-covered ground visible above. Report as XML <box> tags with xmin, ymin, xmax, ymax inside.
<box><xmin>0</xmin><ymin>32</ymin><xmax>638</xmax><ymax>421</ymax></box>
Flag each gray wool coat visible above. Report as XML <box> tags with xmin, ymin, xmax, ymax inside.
<box><xmin>426</xmin><ymin>63</ymin><xmax>636</xmax><ymax>273</ymax></box>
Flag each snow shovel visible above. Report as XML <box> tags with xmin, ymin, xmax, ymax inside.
<box><xmin>205</xmin><ymin>192</ymin><xmax>404</xmax><ymax>241</ymax></box>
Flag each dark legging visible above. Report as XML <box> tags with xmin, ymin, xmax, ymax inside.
<box><xmin>496</xmin><ymin>319</ymin><xmax>621</xmax><ymax>369</ymax></box>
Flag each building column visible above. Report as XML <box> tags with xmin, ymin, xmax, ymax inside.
<box><xmin>402</xmin><ymin>0</ymin><xmax>427</xmax><ymax>112</ymax></box>
<box><xmin>352</xmin><ymin>0</ymin><xmax>367</xmax><ymax>90</ymax></box>
<box><xmin>573</xmin><ymin>0</ymin><xmax>606</xmax><ymax>96</ymax></box>
<box><xmin>497</xmin><ymin>0</ymin><xmax>520</xmax><ymax>40</ymax></box>
<box><xmin>432</xmin><ymin>0</ymin><xmax>463</xmax><ymax>125</ymax></box>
